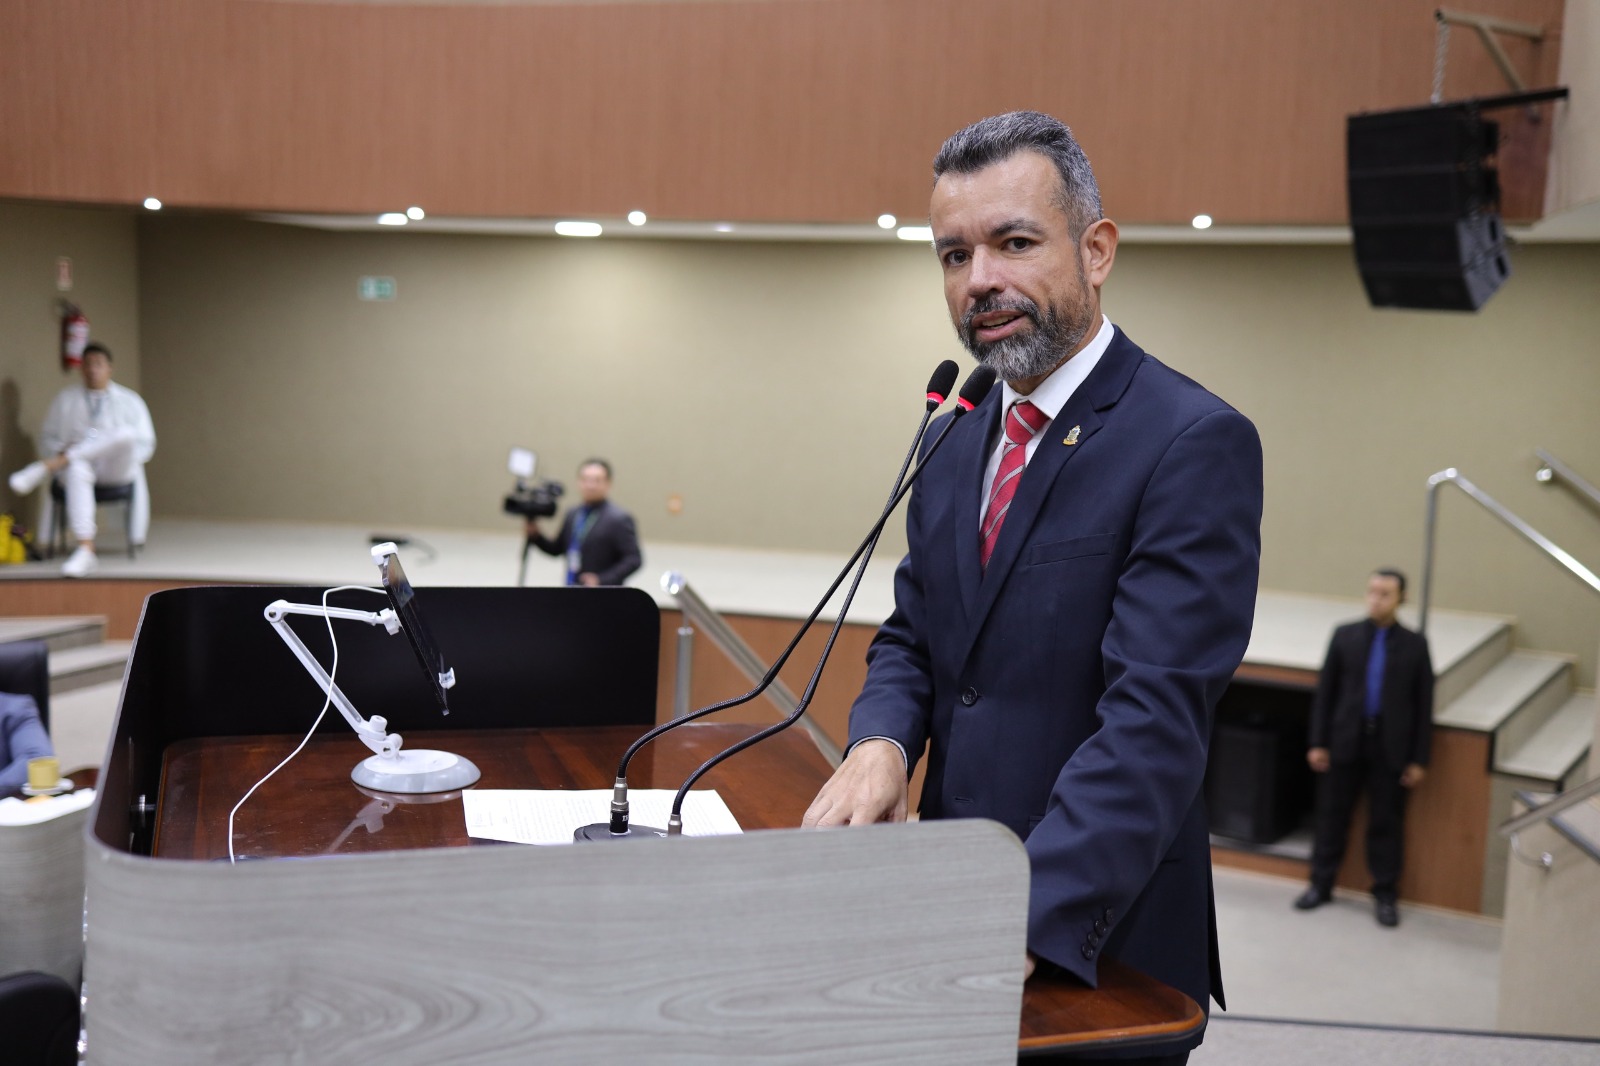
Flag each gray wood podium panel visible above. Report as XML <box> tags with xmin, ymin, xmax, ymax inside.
<box><xmin>85</xmin><ymin>820</ymin><xmax>1028</xmax><ymax>1064</ymax></box>
<box><xmin>0</xmin><ymin>803</ymin><xmax>89</xmax><ymax>983</ymax></box>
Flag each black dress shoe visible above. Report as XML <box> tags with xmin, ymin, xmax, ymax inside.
<box><xmin>1293</xmin><ymin>887</ymin><xmax>1331</xmax><ymax>910</ymax></box>
<box><xmin>1375</xmin><ymin>898</ymin><xmax>1400</xmax><ymax>927</ymax></box>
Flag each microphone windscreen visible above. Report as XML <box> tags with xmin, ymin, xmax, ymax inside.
<box><xmin>955</xmin><ymin>365</ymin><xmax>998</xmax><ymax>412</ymax></box>
<box><xmin>925</xmin><ymin>360</ymin><xmax>960</xmax><ymax>405</ymax></box>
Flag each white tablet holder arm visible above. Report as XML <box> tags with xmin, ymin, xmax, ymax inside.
<box><xmin>263</xmin><ymin>599</ymin><xmax>481</xmax><ymax>794</ymax></box>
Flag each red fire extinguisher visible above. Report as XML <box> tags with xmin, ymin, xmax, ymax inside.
<box><xmin>60</xmin><ymin>301</ymin><xmax>90</xmax><ymax>371</ymax></box>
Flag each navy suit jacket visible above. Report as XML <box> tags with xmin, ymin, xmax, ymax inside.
<box><xmin>1</xmin><ymin>691</ymin><xmax>54</xmax><ymax>793</ymax></box>
<box><xmin>1310</xmin><ymin>620</ymin><xmax>1434</xmax><ymax>769</ymax></box>
<box><xmin>530</xmin><ymin>500</ymin><xmax>643</xmax><ymax>586</ymax></box>
<box><xmin>849</xmin><ymin>328</ymin><xmax>1262</xmax><ymax>1018</ymax></box>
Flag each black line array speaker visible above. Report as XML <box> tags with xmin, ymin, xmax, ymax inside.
<box><xmin>1347</xmin><ymin>107</ymin><xmax>1510</xmax><ymax>311</ymax></box>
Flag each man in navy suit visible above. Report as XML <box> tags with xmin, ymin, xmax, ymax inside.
<box><xmin>804</xmin><ymin>112</ymin><xmax>1262</xmax><ymax>1063</ymax></box>
<box><xmin>1295</xmin><ymin>569</ymin><xmax>1433</xmax><ymax>928</ymax></box>
<box><xmin>527</xmin><ymin>459</ymin><xmax>642</xmax><ymax>587</ymax></box>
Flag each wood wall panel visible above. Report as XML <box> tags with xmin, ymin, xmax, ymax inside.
<box><xmin>0</xmin><ymin>0</ymin><xmax>1565</xmax><ymax>224</ymax></box>
<box><xmin>1214</xmin><ymin>727</ymin><xmax>1495</xmax><ymax>914</ymax></box>
<box><xmin>0</xmin><ymin>578</ymin><xmax>219</xmax><ymax>640</ymax></box>
<box><xmin>1332</xmin><ymin>727</ymin><xmax>1492</xmax><ymax>913</ymax></box>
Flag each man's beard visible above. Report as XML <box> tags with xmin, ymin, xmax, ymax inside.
<box><xmin>959</xmin><ymin>287</ymin><xmax>1094</xmax><ymax>383</ymax></box>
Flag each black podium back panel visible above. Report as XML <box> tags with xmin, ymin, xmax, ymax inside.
<box><xmin>127</xmin><ymin>584</ymin><xmax>658</xmax><ymax>742</ymax></box>
<box><xmin>99</xmin><ymin>585</ymin><xmax>660</xmax><ymax>853</ymax></box>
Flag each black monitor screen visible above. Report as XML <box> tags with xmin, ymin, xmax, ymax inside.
<box><xmin>374</xmin><ymin>546</ymin><xmax>454</xmax><ymax>714</ymax></box>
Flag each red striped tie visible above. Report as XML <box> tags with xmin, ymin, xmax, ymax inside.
<box><xmin>980</xmin><ymin>399</ymin><xmax>1050</xmax><ymax>569</ymax></box>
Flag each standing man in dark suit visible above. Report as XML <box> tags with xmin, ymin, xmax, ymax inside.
<box><xmin>803</xmin><ymin>111</ymin><xmax>1262</xmax><ymax>1064</ymax></box>
<box><xmin>1295</xmin><ymin>569</ymin><xmax>1433</xmax><ymax>928</ymax></box>
<box><xmin>526</xmin><ymin>458</ymin><xmax>642</xmax><ymax>587</ymax></box>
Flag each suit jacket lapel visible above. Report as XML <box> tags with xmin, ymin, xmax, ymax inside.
<box><xmin>959</xmin><ymin>330</ymin><xmax>1145</xmax><ymax>661</ymax></box>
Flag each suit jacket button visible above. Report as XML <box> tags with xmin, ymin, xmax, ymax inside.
<box><xmin>1088</xmin><ymin>932</ymin><xmax>1101</xmax><ymax>947</ymax></box>
<box><xmin>960</xmin><ymin>688</ymin><xmax>979</xmax><ymax>706</ymax></box>
<box><xmin>1081</xmin><ymin>945</ymin><xmax>1096</xmax><ymax>960</ymax></box>
<box><xmin>1093</xmin><ymin>919</ymin><xmax>1107</xmax><ymax>935</ymax></box>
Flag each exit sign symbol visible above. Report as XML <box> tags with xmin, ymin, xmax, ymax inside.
<box><xmin>358</xmin><ymin>276</ymin><xmax>397</xmax><ymax>301</ymax></box>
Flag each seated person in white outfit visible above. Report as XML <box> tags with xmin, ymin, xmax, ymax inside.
<box><xmin>8</xmin><ymin>343</ymin><xmax>157</xmax><ymax>577</ymax></box>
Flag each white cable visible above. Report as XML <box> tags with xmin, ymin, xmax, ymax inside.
<box><xmin>226</xmin><ymin>584</ymin><xmax>386</xmax><ymax>864</ymax></box>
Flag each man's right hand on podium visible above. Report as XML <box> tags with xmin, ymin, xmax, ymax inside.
<box><xmin>801</xmin><ymin>738</ymin><xmax>908</xmax><ymax>828</ymax></box>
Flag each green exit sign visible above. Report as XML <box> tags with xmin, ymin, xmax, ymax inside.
<box><xmin>358</xmin><ymin>276</ymin><xmax>397</xmax><ymax>301</ymax></box>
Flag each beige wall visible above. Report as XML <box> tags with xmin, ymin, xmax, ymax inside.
<box><xmin>135</xmin><ymin>217</ymin><xmax>959</xmax><ymax>561</ymax></box>
<box><xmin>1112</xmin><ymin>241</ymin><xmax>1600</xmax><ymax>684</ymax></box>
<box><xmin>0</xmin><ymin>201</ymin><xmax>142</xmax><ymax>531</ymax></box>
<box><xmin>1497</xmin><ymin>799</ymin><xmax>1600</xmax><ymax>1036</ymax></box>
<box><xmin>124</xmin><ymin>216</ymin><xmax>1600</xmax><ymax>682</ymax></box>
<box><xmin>1548</xmin><ymin>0</ymin><xmax>1600</xmax><ymax>216</ymax></box>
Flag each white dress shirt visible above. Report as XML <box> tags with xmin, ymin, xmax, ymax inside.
<box><xmin>979</xmin><ymin>313</ymin><xmax>1113</xmax><ymax>514</ymax></box>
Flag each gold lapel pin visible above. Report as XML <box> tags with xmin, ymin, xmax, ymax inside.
<box><xmin>1063</xmin><ymin>426</ymin><xmax>1081</xmax><ymax>446</ymax></box>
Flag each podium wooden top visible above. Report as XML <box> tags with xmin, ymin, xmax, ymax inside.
<box><xmin>153</xmin><ymin>722</ymin><xmax>1202</xmax><ymax>1055</ymax></box>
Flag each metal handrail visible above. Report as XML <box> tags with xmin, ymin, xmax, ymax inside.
<box><xmin>660</xmin><ymin>572</ymin><xmax>844</xmax><ymax>766</ymax></box>
<box><xmin>1419</xmin><ymin>468</ymin><xmax>1600</xmax><ymax>634</ymax></box>
<box><xmin>1500</xmin><ymin>773</ymin><xmax>1600</xmax><ymax>839</ymax></box>
<box><xmin>1534</xmin><ymin>448</ymin><xmax>1600</xmax><ymax>513</ymax></box>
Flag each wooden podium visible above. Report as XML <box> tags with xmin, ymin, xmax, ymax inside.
<box><xmin>84</xmin><ymin>587</ymin><xmax>1203</xmax><ymax>1064</ymax></box>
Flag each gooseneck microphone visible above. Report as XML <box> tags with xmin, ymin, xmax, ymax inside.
<box><xmin>573</xmin><ymin>360</ymin><xmax>964</xmax><ymax>841</ymax></box>
<box><xmin>664</xmin><ymin>364</ymin><xmax>998</xmax><ymax>835</ymax></box>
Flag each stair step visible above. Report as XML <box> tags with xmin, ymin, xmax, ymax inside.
<box><xmin>45</xmin><ymin>679</ymin><xmax>122</xmax><ymax>774</ymax></box>
<box><xmin>1435</xmin><ymin>651</ymin><xmax>1572</xmax><ymax>734</ymax></box>
<box><xmin>48</xmin><ymin>640</ymin><xmax>132</xmax><ymax>694</ymax></box>
<box><xmin>0</xmin><ymin>615</ymin><xmax>108</xmax><ymax>653</ymax></box>
<box><xmin>1496</xmin><ymin>691</ymin><xmax>1595</xmax><ymax>784</ymax></box>
<box><xmin>1432</xmin><ymin>621</ymin><xmax>1515</xmax><ymax>711</ymax></box>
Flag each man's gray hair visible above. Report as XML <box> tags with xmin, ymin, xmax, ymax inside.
<box><xmin>932</xmin><ymin>111</ymin><xmax>1103</xmax><ymax>237</ymax></box>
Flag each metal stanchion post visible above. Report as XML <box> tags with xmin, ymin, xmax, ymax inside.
<box><xmin>674</xmin><ymin>623</ymin><xmax>694</xmax><ymax>718</ymax></box>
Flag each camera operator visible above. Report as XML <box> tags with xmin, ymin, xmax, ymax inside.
<box><xmin>526</xmin><ymin>458</ymin><xmax>642</xmax><ymax>587</ymax></box>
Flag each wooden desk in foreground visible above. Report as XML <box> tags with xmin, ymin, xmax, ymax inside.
<box><xmin>150</xmin><ymin>724</ymin><xmax>1203</xmax><ymax>1059</ymax></box>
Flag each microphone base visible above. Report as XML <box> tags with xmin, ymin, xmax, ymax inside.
<box><xmin>573</xmin><ymin>822</ymin><xmax>667</xmax><ymax>842</ymax></box>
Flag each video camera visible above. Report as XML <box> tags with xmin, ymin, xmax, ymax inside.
<box><xmin>502</xmin><ymin>447</ymin><xmax>564</xmax><ymax>520</ymax></box>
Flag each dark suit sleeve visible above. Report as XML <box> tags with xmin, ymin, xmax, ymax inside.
<box><xmin>1309</xmin><ymin>630</ymin><xmax>1344</xmax><ymax>750</ymax></box>
<box><xmin>593</xmin><ymin>512</ymin><xmax>643</xmax><ymax>587</ymax></box>
<box><xmin>1025</xmin><ymin>408</ymin><xmax>1262</xmax><ymax>982</ymax></box>
<box><xmin>1409</xmin><ymin>634</ymin><xmax>1435</xmax><ymax>767</ymax></box>
<box><xmin>0</xmin><ymin>693</ymin><xmax>55</xmax><ymax>793</ymax></box>
<box><xmin>528</xmin><ymin>512</ymin><xmax>574</xmax><ymax>558</ymax></box>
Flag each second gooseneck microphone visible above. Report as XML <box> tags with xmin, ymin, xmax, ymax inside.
<box><xmin>662</xmin><ymin>364</ymin><xmax>997</xmax><ymax>834</ymax></box>
<box><xmin>573</xmin><ymin>360</ymin><xmax>968</xmax><ymax>841</ymax></box>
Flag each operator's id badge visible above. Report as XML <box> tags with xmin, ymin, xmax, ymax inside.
<box><xmin>566</xmin><ymin>545</ymin><xmax>582</xmax><ymax>585</ymax></box>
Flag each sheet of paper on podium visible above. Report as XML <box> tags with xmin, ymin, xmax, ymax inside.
<box><xmin>463</xmin><ymin>789</ymin><xmax>742</xmax><ymax>845</ymax></box>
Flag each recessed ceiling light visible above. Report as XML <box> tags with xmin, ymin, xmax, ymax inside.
<box><xmin>1191</xmin><ymin>214</ymin><xmax>1213</xmax><ymax>230</ymax></box>
<box><xmin>627</xmin><ymin>210</ymin><xmax>647</xmax><ymax>226</ymax></box>
<box><xmin>877</xmin><ymin>214</ymin><xmax>896</xmax><ymax>230</ymax></box>
<box><xmin>406</xmin><ymin>206</ymin><xmax>425</xmax><ymax>221</ymax></box>
<box><xmin>896</xmin><ymin>226</ymin><xmax>933</xmax><ymax>242</ymax></box>
<box><xmin>554</xmin><ymin>221</ymin><xmax>603</xmax><ymax>238</ymax></box>
<box><xmin>714</xmin><ymin>223</ymin><xmax>734</xmax><ymax>233</ymax></box>
<box><xmin>143</xmin><ymin>197</ymin><xmax>162</xmax><ymax>211</ymax></box>
<box><xmin>377</xmin><ymin>213</ymin><xmax>408</xmax><ymax>226</ymax></box>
